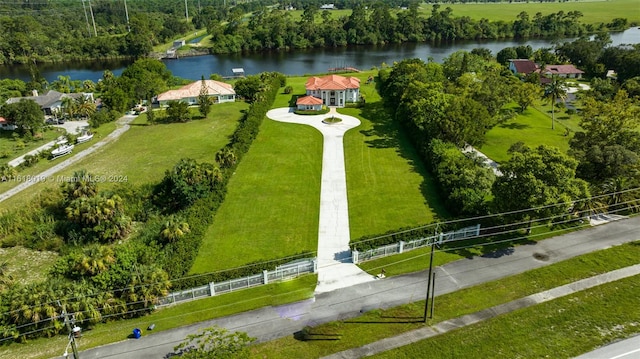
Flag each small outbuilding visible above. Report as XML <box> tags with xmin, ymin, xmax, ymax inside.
<box><xmin>296</xmin><ymin>95</ymin><xmax>324</xmax><ymax>111</ymax></box>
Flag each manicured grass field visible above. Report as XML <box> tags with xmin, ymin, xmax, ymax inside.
<box><xmin>250</xmin><ymin>241</ymin><xmax>640</xmax><ymax>358</ymax></box>
<box><xmin>288</xmin><ymin>0</ymin><xmax>638</xmax><ymax>25</ymax></box>
<box><xmin>480</xmin><ymin>103</ymin><xmax>573</xmax><ymax>163</ymax></box>
<box><xmin>0</xmin><ymin>103</ymin><xmax>246</xmax><ymax>211</ymax></box>
<box><xmin>420</xmin><ymin>0</ymin><xmax>640</xmax><ymax>25</ymax></box>
<box><xmin>192</xmin><ymin>71</ymin><xmax>447</xmax><ymax>273</ymax></box>
<box><xmin>340</xmin><ymin>81</ymin><xmax>447</xmax><ymax>239</ymax></box>
<box><xmin>0</xmin><ymin>275</ymin><xmax>317</xmax><ymax>359</ymax></box>
<box><xmin>62</xmin><ymin>103</ymin><xmax>247</xmax><ymax>187</ymax></box>
<box><xmin>190</xmin><ymin>117</ymin><xmax>322</xmax><ymax>273</ymax></box>
<box><xmin>375</xmin><ymin>274</ymin><xmax>640</xmax><ymax>358</ymax></box>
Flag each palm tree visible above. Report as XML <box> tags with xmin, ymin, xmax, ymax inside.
<box><xmin>73</xmin><ymin>245</ymin><xmax>116</xmax><ymax>276</ymax></box>
<box><xmin>61</xmin><ymin>96</ymin><xmax>78</xmax><ymax>120</ymax></box>
<box><xmin>76</xmin><ymin>95</ymin><xmax>97</xmax><ymax>120</ymax></box>
<box><xmin>542</xmin><ymin>76</ymin><xmax>568</xmax><ymax>130</ymax></box>
<box><xmin>160</xmin><ymin>215</ymin><xmax>190</xmax><ymax>243</ymax></box>
<box><xmin>601</xmin><ymin>176</ymin><xmax>640</xmax><ymax>213</ymax></box>
<box><xmin>62</xmin><ymin>169</ymin><xmax>98</xmax><ymax>200</ymax></box>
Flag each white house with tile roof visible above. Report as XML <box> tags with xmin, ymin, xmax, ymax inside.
<box><xmin>155</xmin><ymin>80</ymin><xmax>235</xmax><ymax>107</ymax></box>
<box><xmin>304</xmin><ymin>74</ymin><xmax>360</xmax><ymax>107</ymax></box>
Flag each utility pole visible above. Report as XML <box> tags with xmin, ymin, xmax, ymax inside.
<box><xmin>88</xmin><ymin>0</ymin><xmax>98</xmax><ymax>37</ymax></box>
<box><xmin>423</xmin><ymin>239</ymin><xmax>436</xmax><ymax>323</ymax></box>
<box><xmin>81</xmin><ymin>0</ymin><xmax>91</xmax><ymax>37</ymax></box>
<box><xmin>124</xmin><ymin>0</ymin><xmax>130</xmax><ymax>33</ymax></box>
<box><xmin>58</xmin><ymin>301</ymin><xmax>80</xmax><ymax>359</ymax></box>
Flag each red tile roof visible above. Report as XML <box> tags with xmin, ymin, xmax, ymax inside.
<box><xmin>0</xmin><ymin>117</ymin><xmax>6</xmax><ymax>124</ymax></box>
<box><xmin>305</xmin><ymin>75</ymin><xmax>360</xmax><ymax>91</ymax></box>
<box><xmin>539</xmin><ymin>64</ymin><xmax>585</xmax><ymax>75</ymax></box>
<box><xmin>510</xmin><ymin>59</ymin><xmax>538</xmax><ymax>74</ymax></box>
<box><xmin>296</xmin><ymin>95</ymin><xmax>324</xmax><ymax>105</ymax></box>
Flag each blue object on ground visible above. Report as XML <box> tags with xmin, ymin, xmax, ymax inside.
<box><xmin>133</xmin><ymin>328</ymin><xmax>141</xmax><ymax>339</ymax></box>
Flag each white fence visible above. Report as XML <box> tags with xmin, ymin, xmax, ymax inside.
<box><xmin>352</xmin><ymin>224</ymin><xmax>481</xmax><ymax>264</ymax></box>
<box><xmin>158</xmin><ymin>258</ymin><xmax>317</xmax><ymax>307</ymax></box>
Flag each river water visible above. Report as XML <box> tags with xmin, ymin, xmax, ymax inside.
<box><xmin>1</xmin><ymin>27</ymin><xmax>638</xmax><ymax>83</ymax></box>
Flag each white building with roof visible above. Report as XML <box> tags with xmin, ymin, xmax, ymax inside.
<box><xmin>155</xmin><ymin>80</ymin><xmax>235</xmax><ymax>107</ymax></box>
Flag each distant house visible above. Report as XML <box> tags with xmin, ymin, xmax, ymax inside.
<box><xmin>538</xmin><ymin>64</ymin><xmax>584</xmax><ymax>79</ymax></box>
<box><xmin>5</xmin><ymin>90</ymin><xmax>94</xmax><ymax>116</ymax></box>
<box><xmin>296</xmin><ymin>95</ymin><xmax>324</xmax><ymax>111</ymax></box>
<box><xmin>509</xmin><ymin>59</ymin><xmax>584</xmax><ymax>80</ymax></box>
<box><xmin>304</xmin><ymin>74</ymin><xmax>360</xmax><ymax>108</ymax></box>
<box><xmin>0</xmin><ymin>117</ymin><xmax>17</xmax><ymax>131</ymax></box>
<box><xmin>508</xmin><ymin>59</ymin><xmax>538</xmax><ymax>76</ymax></box>
<box><xmin>155</xmin><ymin>80</ymin><xmax>235</xmax><ymax>107</ymax></box>
<box><xmin>320</xmin><ymin>3</ymin><xmax>335</xmax><ymax>9</ymax></box>
<box><xmin>173</xmin><ymin>40</ymin><xmax>186</xmax><ymax>48</ymax></box>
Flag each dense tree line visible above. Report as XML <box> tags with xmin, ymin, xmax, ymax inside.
<box><xmin>0</xmin><ymin>0</ymin><xmax>632</xmax><ymax>65</ymax></box>
<box><xmin>377</xmin><ymin>45</ymin><xmax>639</xmax><ymax>242</ymax></box>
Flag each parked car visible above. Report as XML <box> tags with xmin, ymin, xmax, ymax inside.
<box><xmin>46</xmin><ymin>118</ymin><xmax>66</xmax><ymax>125</ymax></box>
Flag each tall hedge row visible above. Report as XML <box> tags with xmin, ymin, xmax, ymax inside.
<box><xmin>163</xmin><ymin>73</ymin><xmax>284</xmax><ymax>290</ymax></box>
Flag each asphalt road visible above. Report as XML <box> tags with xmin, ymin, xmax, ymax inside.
<box><xmin>574</xmin><ymin>334</ymin><xmax>640</xmax><ymax>359</ymax></box>
<box><xmin>71</xmin><ymin>216</ymin><xmax>640</xmax><ymax>359</ymax></box>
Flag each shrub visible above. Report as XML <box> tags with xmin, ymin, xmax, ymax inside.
<box><xmin>284</xmin><ymin>85</ymin><xmax>293</xmax><ymax>94</ymax></box>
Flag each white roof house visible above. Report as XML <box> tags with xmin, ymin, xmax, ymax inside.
<box><xmin>156</xmin><ymin>80</ymin><xmax>236</xmax><ymax>106</ymax></box>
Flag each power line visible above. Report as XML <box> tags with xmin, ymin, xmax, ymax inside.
<box><xmin>0</xmin><ymin>190</ymin><xmax>638</xmax><ymax>341</ymax></box>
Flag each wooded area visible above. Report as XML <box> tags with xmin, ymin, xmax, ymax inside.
<box><xmin>0</xmin><ymin>0</ymin><xmax>634</xmax><ymax>65</ymax></box>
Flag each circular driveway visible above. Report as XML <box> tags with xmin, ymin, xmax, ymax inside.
<box><xmin>266</xmin><ymin>107</ymin><xmax>360</xmax><ymax>134</ymax></box>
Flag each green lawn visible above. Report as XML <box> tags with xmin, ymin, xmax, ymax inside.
<box><xmin>0</xmin><ymin>103</ymin><xmax>246</xmax><ymax>210</ymax></box>
<box><xmin>0</xmin><ymin>127</ymin><xmax>66</xmax><ymax>160</ymax></box>
<box><xmin>0</xmin><ymin>121</ymin><xmax>118</xmax><ymax>208</ymax></box>
<box><xmin>0</xmin><ymin>275</ymin><xmax>317</xmax><ymax>359</ymax></box>
<box><xmin>190</xmin><ymin>116</ymin><xmax>323</xmax><ymax>273</ymax></box>
<box><xmin>250</xmin><ymin>241</ymin><xmax>640</xmax><ymax>358</ymax></box>
<box><xmin>480</xmin><ymin>103</ymin><xmax>573</xmax><ymax>163</ymax></box>
<box><xmin>341</xmin><ymin>90</ymin><xmax>446</xmax><ymax>239</ymax></box>
<box><xmin>375</xmin><ymin>274</ymin><xmax>640</xmax><ymax>358</ymax></box>
<box><xmin>0</xmin><ymin>246</ymin><xmax>58</xmax><ymax>286</ymax></box>
<box><xmin>287</xmin><ymin>0</ymin><xmax>638</xmax><ymax>25</ymax></box>
<box><xmin>192</xmin><ymin>72</ymin><xmax>447</xmax><ymax>273</ymax></box>
<box><xmin>62</xmin><ymin>103</ymin><xmax>246</xmax><ymax>187</ymax></box>
<box><xmin>423</xmin><ymin>0</ymin><xmax>640</xmax><ymax>25</ymax></box>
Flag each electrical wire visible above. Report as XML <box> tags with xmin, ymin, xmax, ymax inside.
<box><xmin>0</xmin><ymin>189</ymin><xmax>638</xmax><ymax>341</ymax></box>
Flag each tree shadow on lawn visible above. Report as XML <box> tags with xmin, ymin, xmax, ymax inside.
<box><xmin>359</xmin><ymin>101</ymin><xmax>450</xmax><ymax>219</ymax></box>
<box><xmin>359</xmin><ymin>102</ymin><xmax>400</xmax><ymax>149</ymax></box>
<box><xmin>499</xmin><ymin>122</ymin><xmax>530</xmax><ymax>130</ymax></box>
<box><xmin>344</xmin><ymin>315</ymin><xmax>424</xmax><ymax>324</ymax></box>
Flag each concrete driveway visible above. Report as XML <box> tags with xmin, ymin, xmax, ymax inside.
<box><xmin>51</xmin><ymin>119</ymin><xmax>90</xmax><ymax>134</ymax></box>
<box><xmin>266</xmin><ymin>107</ymin><xmax>375</xmax><ymax>293</ymax></box>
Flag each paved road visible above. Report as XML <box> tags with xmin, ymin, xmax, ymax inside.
<box><xmin>574</xmin><ymin>334</ymin><xmax>640</xmax><ymax>359</ymax></box>
<box><xmin>73</xmin><ymin>216</ymin><xmax>640</xmax><ymax>359</ymax></box>
<box><xmin>0</xmin><ymin>115</ymin><xmax>135</xmax><ymax>203</ymax></box>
